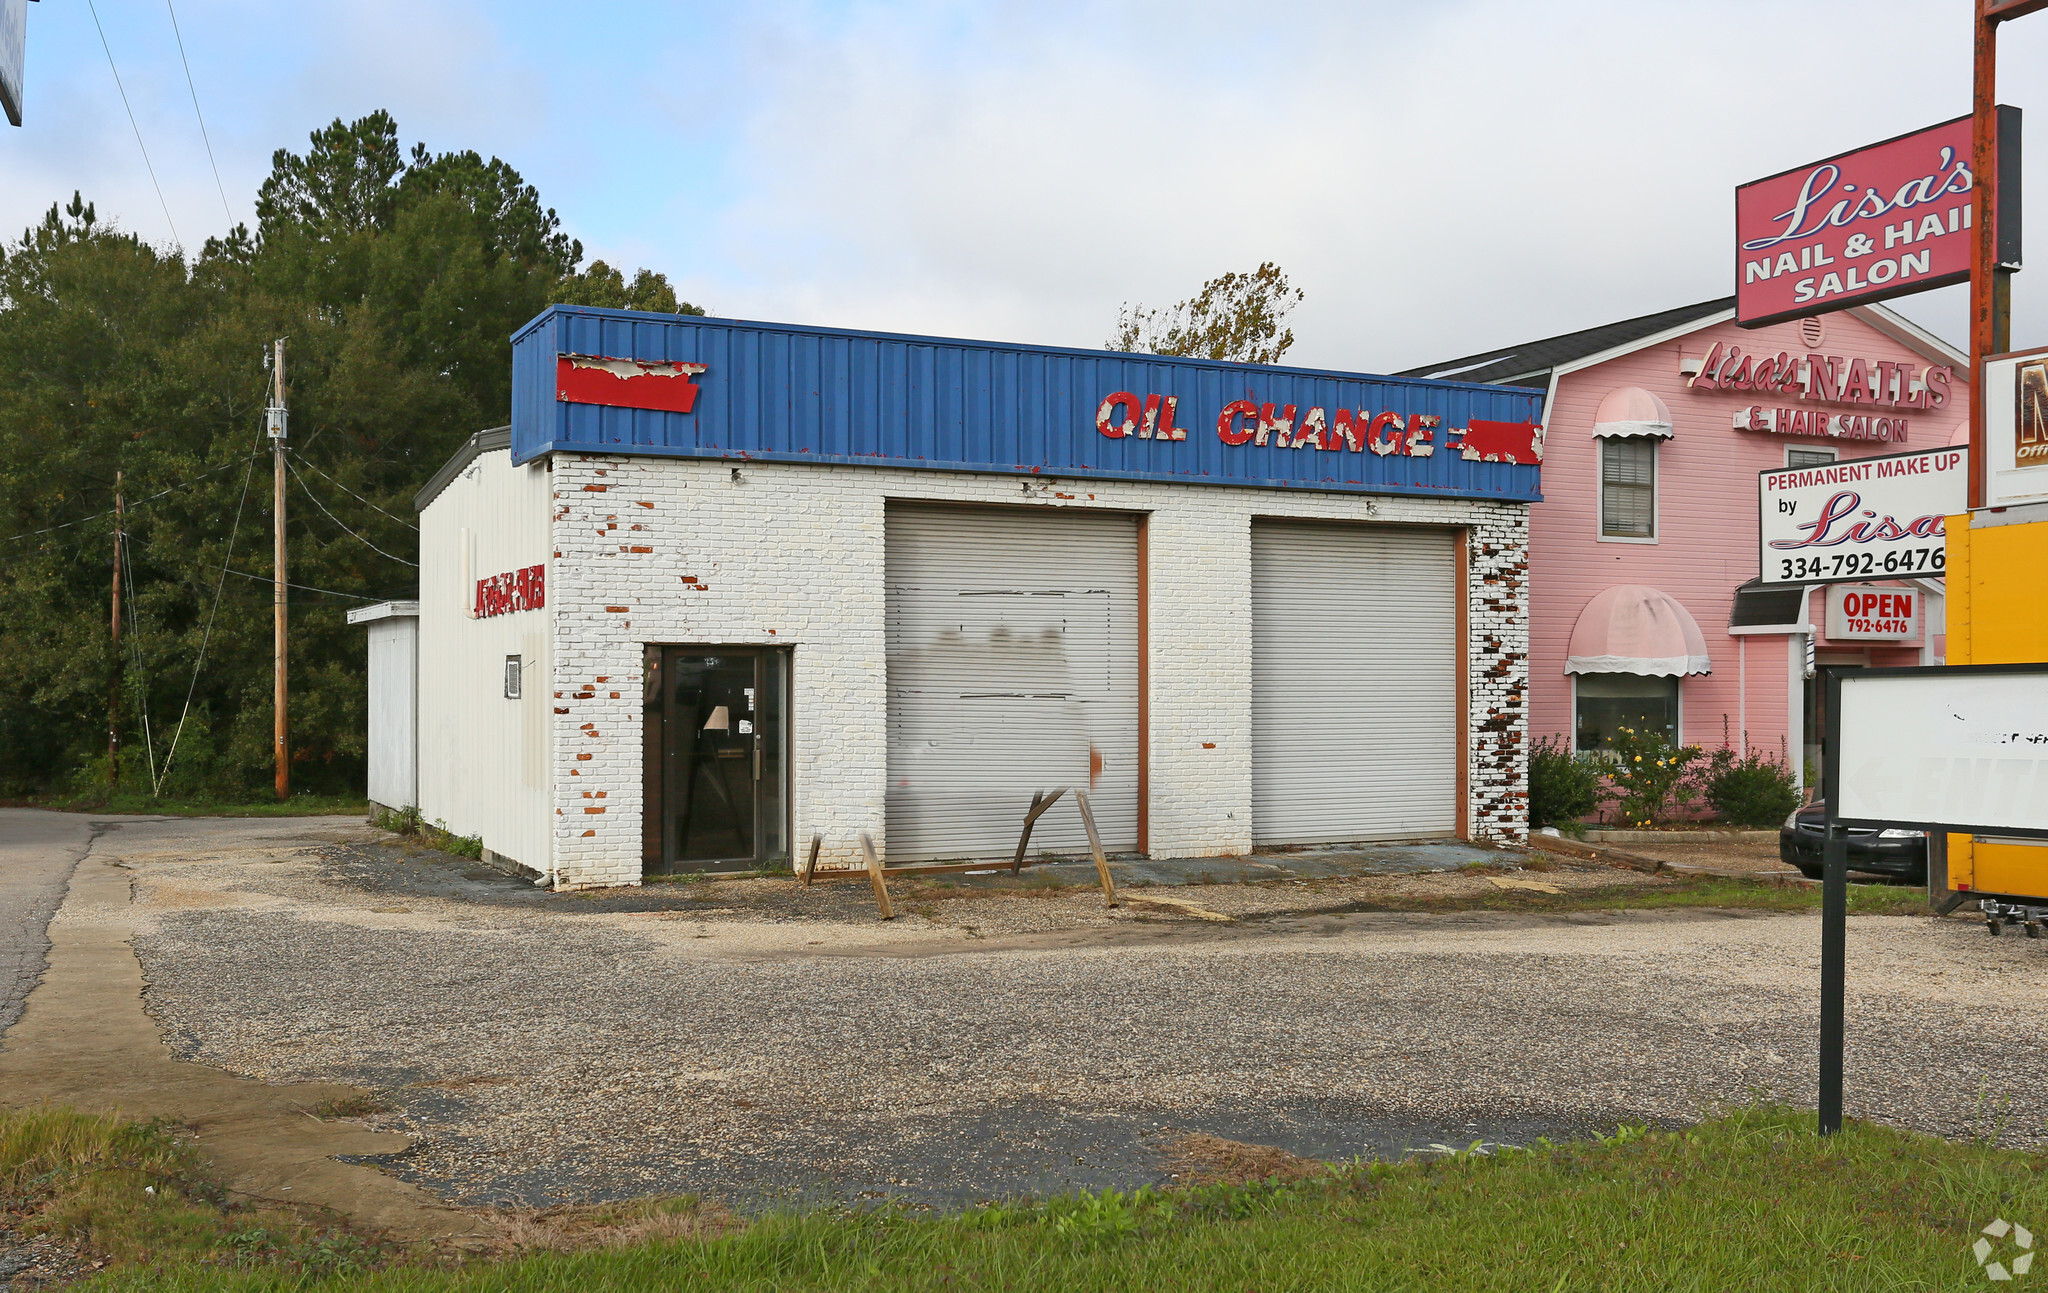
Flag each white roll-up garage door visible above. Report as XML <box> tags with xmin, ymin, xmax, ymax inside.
<box><xmin>1250</xmin><ymin>520</ymin><xmax>1458</xmax><ymax>844</ymax></box>
<box><xmin>886</xmin><ymin>504</ymin><xmax>1140</xmax><ymax>861</ymax></box>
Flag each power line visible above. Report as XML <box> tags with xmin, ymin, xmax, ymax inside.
<box><xmin>0</xmin><ymin>457</ymin><xmax>256</xmax><ymax>544</ymax></box>
<box><xmin>220</xmin><ymin>565</ymin><xmax>384</xmax><ymax>601</ymax></box>
<box><xmin>155</xmin><ymin>448</ymin><xmax>258</xmax><ymax>789</ymax></box>
<box><xmin>163</xmin><ymin>0</ymin><xmax>233</xmax><ymax>227</ymax></box>
<box><xmin>283</xmin><ymin>453</ymin><xmax>418</xmax><ymax>566</ymax></box>
<box><xmin>85</xmin><ymin>0</ymin><xmax>182</xmax><ymax>253</ymax></box>
<box><xmin>287</xmin><ymin>448</ymin><xmax>420</xmax><ymax>530</ymax></box>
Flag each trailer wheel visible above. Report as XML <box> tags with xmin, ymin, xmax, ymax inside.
<box><xmin>1988</xmin><ymin>919</ymin><xmax>2003</xmax><ymax>936</ymax></box>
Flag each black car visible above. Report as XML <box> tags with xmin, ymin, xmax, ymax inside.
<box><xmin>1778</xmin><ymin>800</ymin><xmax>1927</xmax><ymax>883</ymax></box>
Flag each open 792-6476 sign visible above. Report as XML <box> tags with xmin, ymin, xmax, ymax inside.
<box><xmin>1757</xmin><ymin>444</ymin><xmax>1969</xmax><ymax>587</ymax></box>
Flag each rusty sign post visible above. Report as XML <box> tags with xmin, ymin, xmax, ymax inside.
<box><xmin>1971</xmin><ymin>0</ymin><xmax>2044</xmax><ymax>507</ymax></box>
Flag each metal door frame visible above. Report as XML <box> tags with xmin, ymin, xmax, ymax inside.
<box><xmin>642</xmin><ymin>644</ymin><xmax>790</xmax><ymax>875</ymax></box>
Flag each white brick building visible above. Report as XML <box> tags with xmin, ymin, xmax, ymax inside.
<box><xmin>394</xmin><ymin>307</ymin><xmax>1543</xmax><ymax>889</ymax></box>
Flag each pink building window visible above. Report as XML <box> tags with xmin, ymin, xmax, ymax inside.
<box><xmin>1599</xmin><ymin>439</ymin><xmax>1657</xmax><ymax>538</ymax></box>
<box><xmin>1575</xmin><ymin>675</ymin><xmax>1678</xmax><ymax>752</ymax></box>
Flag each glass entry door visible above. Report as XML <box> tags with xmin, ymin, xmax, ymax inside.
<box><xmin>643</xmin><ymin>647</ymin><xmax>787</xmax><ymax>872</ymax></box>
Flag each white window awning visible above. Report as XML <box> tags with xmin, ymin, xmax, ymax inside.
<box><xmin>1591</xmin><ymin>385</ymin><xmax>1675</xmax><ymax>440</ymax></box>
<box><xmin>1566</xmin><ymin>584</ymin><xmax>1712</xmax><ymax>677</ymax></box>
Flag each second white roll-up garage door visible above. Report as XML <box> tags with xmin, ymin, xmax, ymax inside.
<box><xmin>885</xmin><ymin>504</ymin><xmax>1140</xmax><ymax>861</ymax></box>
<box><xmin>1250</xmin><ymin>520</ymin><xmax>1458</xmax><ymax>844</ymax></box>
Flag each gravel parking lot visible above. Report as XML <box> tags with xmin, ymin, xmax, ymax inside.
<box><xmin>90</xmin><ymin>817</ymin><xmax>2048</xmax><ymax>1211</ymax></box>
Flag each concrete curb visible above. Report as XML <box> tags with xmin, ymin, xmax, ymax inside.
<box><xmin>1527</xmin><ymin>836</ymin><xmax>1814</xmax><ymax>886</ymax></box>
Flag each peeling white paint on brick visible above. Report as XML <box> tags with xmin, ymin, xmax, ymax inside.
<box><xmin>519</xmin><ymin>454</ymin><xmax>1531</xmax><ymax>890</ymax></box>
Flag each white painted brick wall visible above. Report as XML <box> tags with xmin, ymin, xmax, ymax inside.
<box><xmin>546</xmin><ymin>455</ymin><xmax>1529</xmax><ymax>888</ymax></box>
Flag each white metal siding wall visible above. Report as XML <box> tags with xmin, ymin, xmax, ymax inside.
<box><xmin>1250</xmin><ymin>521</ymin><xmax>1458</xmax><ymax>843</ymax></box>
<box><xmin>885</xmin><ymin>504</ymin><xmax>1139</xmax><ymax>860</ymax></box>
<box><xmin>365</xmin><ymin>618</ymin><xmax>418</xmax><ymax>809</ymax></box>
<box><xmin>417</xmin><ymin>454</ymin><xmax>553</xmax><ymax>872</ymax></box>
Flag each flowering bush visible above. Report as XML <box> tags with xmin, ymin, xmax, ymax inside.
<box><xmin>1604</xmin><ymin>725</ymin><xmax>1703</xmax><ymax>826</ymax></box>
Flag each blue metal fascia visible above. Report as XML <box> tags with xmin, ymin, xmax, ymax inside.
<box><xmin>509</xmin><ymin>305</ymin><xmax>1546</xmax><ymax>502</ymax></box>
<box><xmin>516</xmin><ymin>440</ymin><xmax>1546</xmax><ymax>503</ymax></box>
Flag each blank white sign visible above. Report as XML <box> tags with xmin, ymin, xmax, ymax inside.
<box><xmin>1837</xmin><ymin>670</ymin><xmax>2048</xmax><ymax>833</ymax></box>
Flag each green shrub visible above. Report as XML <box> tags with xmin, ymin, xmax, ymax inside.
<box><xmin>1704</xmin><ymin>747</ymin><xmax>1801</xmax><ymax>826</ymax></box>
<box><xmin>1605</xmin><ymin>726</ymin><xmax>1702</xmax><ymax>827</ymax></box>
<box><xmin>1528</xmin><ymin>735</ymin><xmax>1603</xmax><ymax>828</ymax></box>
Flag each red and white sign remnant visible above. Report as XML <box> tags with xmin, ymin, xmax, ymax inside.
<box><xmin>476</xmin><ymin>565</ymin><xmax>545</xmax><ymax>618</ymax></box>
<box><xmin>1825</xmin><ymin>585</ymin><xmax>1920</xmax><ymax>642</ymax></box>
<box><xmin>556</xmin><ymin>354</ymin><xmax>709</xmax><ymax>414</ymax></box>
<box><xmin>1757</xmin><ymin>446</ymin><xmax>1968</xmax><ymax>587</ymax></box>
<box><xmin>1094</xmin><ymin>391</ymin><xmax>1543</xmax><ymax>463</ymax></box>
<box><xmin>1735</xmin><ymin>117</ymin><xmax>1974</xmax><ymax>326</ymax></box>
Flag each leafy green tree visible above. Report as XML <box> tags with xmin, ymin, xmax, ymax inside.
<box><xmin>555</xmin><ymin>260</ymin><xmax>704</xmax><ymax>315</ymax></box>
<box><xmin>1107</xmin><ymin>262</ymin><xmax>1304</xmax><ymax>365</ymax></box>
<box><xmin>0</xmin><ymin>113</ymin><xmax>688</xmax><ymax>800</ymax></box>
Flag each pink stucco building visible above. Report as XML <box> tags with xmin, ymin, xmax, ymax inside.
<box><xmin>1406</xmin><ymin>299</ymin><xmax>1966</xmax><ymax>794</ymax></box>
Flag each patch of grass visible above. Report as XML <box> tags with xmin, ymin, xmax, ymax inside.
<box><xmin>90</xmin><ymin>1106</ymin><xmax>2048</xmax><ymax>1291</ymax></box>
<box><xmin>639</xmin><ymin>872</ymin><xmax>709</xmax><ymax>886</ymax></box>
<box><xmin>373</xmin><ymin>806</ymin><xmax>482</xmax><ymax>860</ymax></box>
<box><xmin>0</xmin><ymin>1106</ymin><xmax>379</xmax><ymax>1276</ymax></box>
<box><xmin>308</xmin><ymin>1095</ymin><xmax>390</xmax><ymax>1120</ymax></box>
<box><xmin>14</xmin><ymin>793</ymin><xmax>370</xmax><ymax>818</ymax></box>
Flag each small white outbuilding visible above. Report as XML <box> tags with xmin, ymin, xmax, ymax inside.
<box><xmin>345</xmin><ymin>599</ymin><xmax>419</xmax><ymax>813</ymax></box>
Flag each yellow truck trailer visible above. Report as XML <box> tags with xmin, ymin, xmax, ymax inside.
<box><xmin>1942</xmin><ymin>501</ymin><xmax>2048</xmax><ymax>932</ymax></box>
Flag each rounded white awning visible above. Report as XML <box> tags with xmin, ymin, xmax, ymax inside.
<box><xmin>1591</xmin><ymin>385</ymin><xmax>1675</xmax><ymax>440</ymax></box>
<box><xmin>1566</xmin><ymin>584</ymin><xmax>1712</xmax><ymax>676</ymax></box>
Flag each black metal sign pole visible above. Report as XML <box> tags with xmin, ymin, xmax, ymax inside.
<box><xmin>1819</xmin><ymin>667</ymin><xmax>1846</xmax><ymax>1136</ymax></box>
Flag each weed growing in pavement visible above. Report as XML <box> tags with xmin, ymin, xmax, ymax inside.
<box><xmin>372</xmin><ymin>804</ymin><xmax>422</xmax><ymax>836</ymax></box>
<box><xmin>373</xmin><ymin>806</ymin><xmax>483</xmax><ymax>860</ymax></box>
<box><xmin>308</xmin><ymin>1095</ymin><xmax>389</xmax><ymax>1120</ymax></box>
<box><xmin>1967</xmin><ymin>1082</ymin><xmax>2018</xmax><ymax>1149</ymax></box>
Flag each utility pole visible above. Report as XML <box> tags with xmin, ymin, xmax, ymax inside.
<box><xmin>268</xmin><ymin>339</ymin><xmax>289</xmax><ymax>799</ymax></box>
<box><xmin>108</xmin><ymin>469</ymin><xmax>123</xmax><ymax>790</ymax></box>
<box><xmin>1969</xmin><ymin>0</ymin><xmax>2044</xmax><ymax>507</ymax></box>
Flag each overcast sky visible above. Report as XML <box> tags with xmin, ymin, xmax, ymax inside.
<box><xmin>6</xmin><ymin>0</ymin><xmax>2046</xmax><ymax>372</ymax></box>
